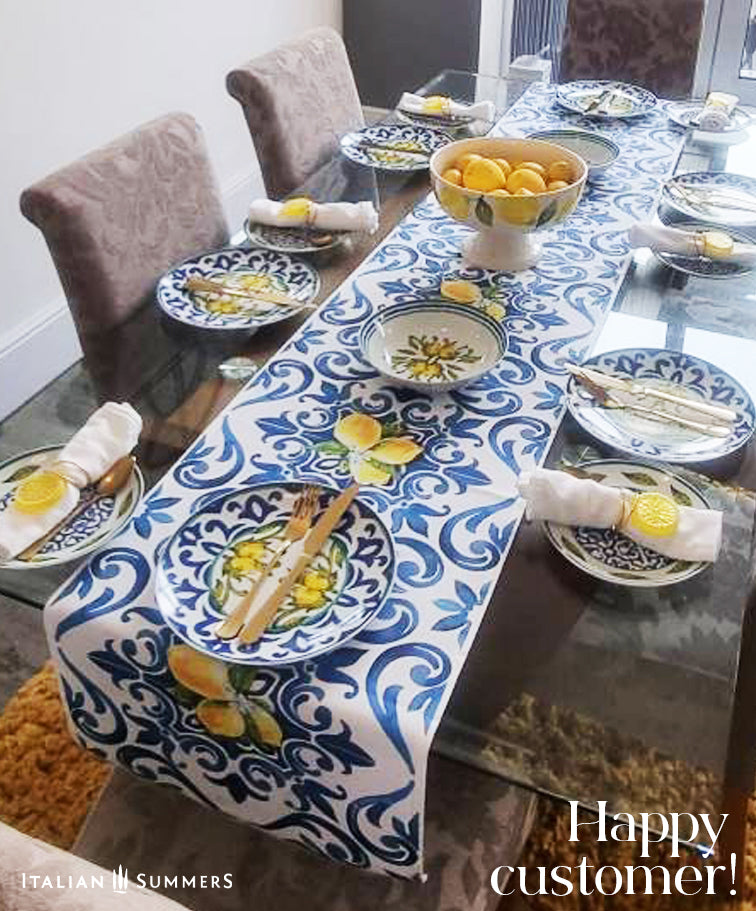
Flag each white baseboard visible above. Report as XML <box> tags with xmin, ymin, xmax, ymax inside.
<box><xmin>0</xmin><ymin>168</ymin><xmax>262</xmax><ymax>422</ymax></box>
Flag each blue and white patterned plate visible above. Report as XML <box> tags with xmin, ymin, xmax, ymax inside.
<box><xmin>544</xmin><ymin>460</ymin><xmax>711</xmax><ymax>587</ymax></box>
<box><xmin>556</xmin><ymin>80</ymin><xmax>657</xmax><ymax>119</ymax></box>
<box><xmin>340</xmin><ymin>124</ymin><xmax>450</xmax><ymax>171</ymax></box>
<box><xmin>654</xmin><ymin>218</ymin><xmax>755</xmax><ymax>279</ymax></box>
<box><xmin>0</xmin><ymin>445</ymin><xmax>144</xmax><ymax>570</ymax></box>
<box><xmin>155</xmin><ymin>482</ymin><xmax>395</xmax><ymax>666</ymax></box>
<box><xmin>566</xmin><ymin>348</ymin><xmax>755</xmax><ymax>462</ymax></box>
<box><xmin>156</xmin><ymin>247</ymin><xmax>320</xmax><ymax>331</ymax></box>
<box><xmin>660</xmin><ymin>172</ymin><xmax>756</xmax><ymax>226</ymax></box>
<box><xmin>667</xmin><ymin>102</ymin><xmax>753</xmax><ymax>134</ymax></box>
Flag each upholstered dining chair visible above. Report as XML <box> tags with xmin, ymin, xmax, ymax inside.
<box><xmin>558</xmin><ymin>0</ymin><xmax>706</xmax><ymax>99</ymax></box>
<box><xmin>20</xmin><ymin>113</ymin><xmax>229</xmax><ymax>341</ymax></box>
<box><xmin>226</xmin><ymin>27</ymin><xmax>364</xmax><ymax>199</ymax></box>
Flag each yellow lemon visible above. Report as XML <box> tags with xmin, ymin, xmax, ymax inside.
<box><xmin>462</xmin><ymin>158</ymin><xmax>507</xmax><ymax>192</ymax></box>
<box><xmin>168</xmin><ymin>645</ymin><xmax>233</xmax><ymax>700</ymax></box>
<box><xmin>334</xmin><ymin>413</ymin><xmax>382</xmax><ymax>451</ymax></box>
<box><xmin>514</xmin><ymin>187</ymin><xmax>535</xmax><ymax>196</ymax></box>
<box><xmin>507</xmin><ymin>168</ymin><xmax>546</xmax><ymax>194</ymax></box>
<box><xmin>279</xmin><ymin>197</ymin><xmax>313</xmax><ymax>222</ymax></box>
<box><xmin>516</xmin><ymin>160</ymin><xmax>547</xmax><ymax>178</ymax></box>
<box><xmin>352</xmin><ymin>456</ymin><xmax>392</xmax><ymax>486</ymax></box>
<box><xmin>547</xmin><ymin>160</ymin><xmax>574</xmax><ymax>183</ymax></box>
<box><xmin>369</xmin><ymin>437</ymin><xmax>424</xmax><ymax>465</ymax></box>
<box><xmin>499</xmin><ymin>193</ymin><xmax>539</xmax><ymax>226</ymax></box>
<box><xmin>491</xmin><ymin>188</ymin><xmax>510</xmax><ymax>197</ymax></box>
<box><xmin>438</xmin><ymin>185</ymin><xmax>470</xmax><ymax>220</ymax></box>
<box><xmin>485</xmin><ymin>301</ymin><xmax>506</xmax><ymax>320</ymax></box>
<box><xmin>493</xmin><ymin>158</ymin><xmax>512</xmax><ymax>178</ymax></box>
<box><xmin>441</xmin><ymin>167</ymin><xmax>463</xmax><ymax>186</ymax></box>
<box><xmin>547</xmin><ymin>180</ymin><xmax>569</xmax><ymax>191</ymax></box>
<box><xmin>293</xmin><ymin>585</ymin><xmax>326</xmax><ymax>609</ymax></box>
<box><xmin>440</xmin><ymin>278</ymin><xmax>483</xmax><ymax>305</ymax></box>
<box><xmin>14</xmin><ymin>471</ymin><xmax>68</xmax><ymax>515</ymax></box>
<box><xmin>423</xmin><ymin>95</ymin><xmax>450</xmax><ymax>114</ymax></box>
<box><xmin>455</xmin><ymin>152</ymin><xmax>483</xmax><ymax>172</ymax></box>
<box><xmin>303</xmin><ymin>571</ymin><xmax>330</xmax><ymax>591</ymax></box>
<box><xmin>628</xmin><ymin>492</ymin><xmax>680</xmax><ymax>538</ymax></box>
<box><xmin>196</xmin><ymin>700</ymin><xmax>246</xmax><ymax>738</ymax></box>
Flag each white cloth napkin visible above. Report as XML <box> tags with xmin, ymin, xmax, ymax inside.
<box><xmin>0</xmin><ymin>402</ymin><xmax>142</xmax><ymax>561</ymax></box>
<box><xmin>628</xmin><ymin>222</ymin><xmax>756</xmax><ymax>267</ymax></box>
<box><xmin>518</xmin><ymin>468</ymin><xmax>722</xmax><ymax>562</ymax></box>
<box><xmin>248</xmin><ymin>199</ymin><xmax>379</xmax><ymax>234</ymax></box>
<box><xmin>398</xmin><ymin>91</ymin><xmax>495</xmax><ymax>122</ymax></box>
<box><xmin>698</xmin><ymin>92</ymin><xmax>739</xmax><ymax>131</ymax></box>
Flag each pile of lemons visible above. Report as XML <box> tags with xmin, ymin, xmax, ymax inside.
<box><xmin>441</xmin><ymin>152</ymin><xmax>575</xmax><ymax>197</ymax></box>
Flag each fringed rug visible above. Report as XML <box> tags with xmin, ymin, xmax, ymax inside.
<box><xmin>0</xmin><ymin>664</ymin><xmax>751</xmax><ymax>908</ymax></box>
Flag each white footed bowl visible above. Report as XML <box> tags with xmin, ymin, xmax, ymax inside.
<box><xmin>430</xmin><ymin>137</ymin><xmax>588</xmax><ymax>271</ymax></box>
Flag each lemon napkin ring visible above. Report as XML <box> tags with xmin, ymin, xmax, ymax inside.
<box><xmin>614</xmin><ymin>489</ymin><xmax>680</xmax><ymax>538</ymax></box>
<box><xmin>695</xmin><ymin>230</ymin><xmax>734</xmax><ymax>259</ymax></box>
<box><xmin>422</xmin><ymin>95</ymin><xmax>452</xmax><ymax>116</ymax></box>
<box><xmin>279</xmin><ymin>197</ymin><xmax>316</xmax><ymax>226</ymax></box>
<box><xmin>49</xmin><ymin>459</ymin><xmax>91</xmax><ymax>487</ymax></box>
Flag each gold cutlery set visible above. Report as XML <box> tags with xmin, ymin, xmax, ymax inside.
<box><xmin>565</xmin><ymin>363</ymin><xmax>737</xmax><ymax>437</ymax></box>
<box><xmin>184</xmin><ymin>276</ymin><xmax>316</xmax><ymax>312</ymax></box>
<box><xmin>216</xmin><ymin>483</ymin><xmax>359</xmax><ymax>647</ymax></box>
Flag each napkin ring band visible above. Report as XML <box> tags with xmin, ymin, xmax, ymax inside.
<box><xmin>613</xmin><ymin>490</ymin><xmax>638</xmax><ymax>531</ymax></box>
<box><xmin>49</xmin><ymin>459</ymin><xmax>91</xmax><ymax>488</ymax></box>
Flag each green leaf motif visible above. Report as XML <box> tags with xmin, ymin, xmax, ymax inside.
<box><xmin>245</xmin><ymin>702</ymin><xmax>283</xmax><ymax>748</ymax></box>
<box><xmin>622</xmin><ymin>471</ymin><xmax>657</xmax><ymax>487</ymax></box>
<box><xmin>536</xmin><ymin>200</ymin><xmax>557</xmax><ymax>228</ymax></box>
<box><xmin>173</xmin><ymin>683</ymin><xmax>202</xmax><ymax>709</ymax></box>
<box><xmin>316</xmin><ymin>440</ymin><xmax>348</xmax><ymax>455</ymax></box>
<box><xmin>6</xmin><ymin>464</ymin><xmax>40</xmax><ymax>483</ymax></box>
<box><xmin>228</xmin><ymin>664</ymin><xmax>257</xmax><ymax>695</ymax></box>
<box><xmin>475</xmin><ymin>196</ymin><xmax>494</xmax><ymax>227</ymax></box>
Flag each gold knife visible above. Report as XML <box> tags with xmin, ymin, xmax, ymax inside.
<box><xmin>238</xmin><ymin>483</ymin><xmax>360</xmax><ymax>645</ymax></box>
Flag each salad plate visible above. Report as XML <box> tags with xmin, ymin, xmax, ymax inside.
<box><xmin>155</xmin><ymin>482</ymin><xmax>395</xmax><ymax>666</ymax></box>
<box><xmin>566</xmin><ymin>348</ymin><xmax>755</xmax><ymax>462</ymax></box>
<box><xmin>157</xmin><ymin>247</ymin><xmax>320</xmax><ymax>331</ymax></box>
<box><xmin>340</xmin><ymin>124</ymin><xmax>450</xmax><ymax>172</ymax></box>
<box><xmin>667</xmin><ymin>102</ymin><xmax>752</xmax><ymax>134</ymax></box>
<box><xmin>544</xmin><ymin>459</ymin><xmax>711</xmax><ymax>587</ymax></box>
<box><xmin>244</xmin><ymin>219</ymin><xmax>346</xmax><ymax>255</ymax></box>
<box><xmin>555</xmin><ymin>80</ymin><xmax>657</xmax><ymax>119</ymax></box>
<box><xmin>0</xmin><ymin>445</ymin><xmax>144</xmax><ymax>569</ymax></box>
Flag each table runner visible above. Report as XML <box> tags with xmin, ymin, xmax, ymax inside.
<box><xmin>44</xmin><ymin>85</ymin><xmax>685</xmax><ymax>879</ymax></box>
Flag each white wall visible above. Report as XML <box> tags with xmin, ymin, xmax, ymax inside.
<box><xmin>0</xmin><ymin>0</ymin><xmax>342</xmax><ymax>418</ymax></box>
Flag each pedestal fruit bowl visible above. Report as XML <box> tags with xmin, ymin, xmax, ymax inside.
<box><xmin>430</xmin><ymin>137</ymin><xmax>588</xmax><ymax>271</ymax></box>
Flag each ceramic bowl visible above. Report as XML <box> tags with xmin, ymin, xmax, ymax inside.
<box><xmin>430</xmin><ymin>137</ymin><xmax>587</xmax><ymax>271</ymax></box>
<box><xmin>526</xmin><ymin>129</ymin><xmax>619</xmax><ymax>179</ymax></box>
<box><xmin>360</xmin><ymin>301</ymin><xmax>507</xmax><ymax>393</ymax></box>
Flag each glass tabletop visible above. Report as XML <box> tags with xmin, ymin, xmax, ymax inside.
<box><xmin>2</xmin><ymin>77</ymin><xmax>756</xmax><ymax>853</ymax></box>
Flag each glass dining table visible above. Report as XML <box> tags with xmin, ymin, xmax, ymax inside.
<box><xmin>3</xmin><ymin>70</ymin><xmax>756</xmax><ymax>880</ymax></box>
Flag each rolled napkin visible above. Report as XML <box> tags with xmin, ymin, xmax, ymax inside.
<box><xmin>248</xmin><ymin>198</ymin><xmax>379</xmax><ymax>234</ymax></box>
<box><xmin>0</xmin><ymin>402</ymin><xmax>142</xmax><ymax>561</ymax></box>
<box><xmin>628</xmin><ymin>222</ymin><xmax>756</xmax><ymax>267</ymax></box>
<box><xmin>398</xmin><ymin>92</ymin><xmax>495</xmax><ymax>123</ymax></box>
<box><xmin>698</xmin><ymin>91</ymin><xmax>739</xmax><ymax>131</ymax></box>
<box><xmin>518</xmin><ymin>467</ymin><xmax>722</xmax><ymax>562</ymax></box>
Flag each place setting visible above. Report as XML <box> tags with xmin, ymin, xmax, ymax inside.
<box><xmin>0</xmin><ymin>403</ymin><xmax>144</xmax><ymax>569</ymax></box>
<box><xmin>554</xmin><ymin>79</ymin><xmax>657</xmax><ymax>119</ymax></box>
<box><xmin>629</xmin><ymin>219</ymin><xmax>756</xmax><ymax>279</ymax></box>
<box><xmin>667</xmin><ymin>91</ymin><xmax>752</xmax><ymax>137</ymax></box>
<box><xmin>394</xmin><ymin>91</ymin><xmax>496</xmax><ymax>135</ymax></box>
<box><xmin>245</xmin><ymin>195</ymin><xmax>379</xmax><ymax>255</ymax></box>
<box><xmin>340</xmin><ymin>122</ymin><xmax>450</xmax><ymax>171</ymax></box>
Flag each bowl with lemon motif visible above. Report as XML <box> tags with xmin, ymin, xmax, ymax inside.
<box><xmin>430</xmin><ymin>137</ymin><xmax>587</xmax><ymax>271</ymax></box>
<box><xmin>360</xmin><ymin>300</ymin><xmax>507</xmax><ymax>393</ymax></box>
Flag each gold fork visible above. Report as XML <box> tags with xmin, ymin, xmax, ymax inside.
<box><xmin>215</xmin><ymin>485</ymin><xmax>320</xmax><ymax>639</ymax></box>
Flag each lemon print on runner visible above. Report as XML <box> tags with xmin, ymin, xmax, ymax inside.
<box><xmin>320</xmin><ymin>412</ymin><xmax>423</xmax><ymax>486</ymax></box>
<box><xmin>628</xmin><ymin>492</ymin><xmax>680</xmax><ymax>538</ymax></box>
<box><xmin>13</xmin><ymin>471</ymin><xmax>68</xmax><ymax>515</ymax></box>
<box><xmin>440</xmin><ymin>279</ymin><xmax>483</xmax><ymax>304</ymax></box>
<box><xmin>494</xmin><ymin>192</ymin><xmax>540</xmax><ymax>227</ymax></box>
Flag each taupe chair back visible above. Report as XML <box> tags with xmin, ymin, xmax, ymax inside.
<box><xmin>20</xmin><ymin>113</ymin><xmax>229</xmax><ymax>340</ymax></box>
<box><xmin>559</xmin><ymin>0</ymin><xmax>706</xmax><ymax>99</ymax></box>
<box><xmin>226</xmin><ymin>27</ymin><xmax>364</xmax><ymax>199</ymax></box>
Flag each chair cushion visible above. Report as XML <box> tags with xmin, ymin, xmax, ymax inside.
<box><xmin>227</xmin><ymin>27</ymin><xmax>364</xmax><ymax>199</ymax></box>
<box><xmin>559</xmin><ymin>0</ymin><xmax>705</xmax><ymax>99</ymax></box>
<box><xmin>74</xmin><ymin>758</ymin><xmax>536</xmax><ymax>911</ymax></box>
<box><xmin>20</xmin><ymin>113</ymin><xmax>229</xmax><ymax>337</ymax></box>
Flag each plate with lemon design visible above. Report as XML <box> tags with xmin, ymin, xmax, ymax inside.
<box><xmin>0</xmin><ymin>445</ymin><xmax>144</xmax><ymax>569</ymax></box>
<box><xmin>566</xmin><ymin>348</ymin><xmax>755</xmax><ymax>462</ymax></box>
<box><xmin>340</xmin><ymin>124</ymin><xmax>450</xmax><ymax>172</ymax></box>
<box><xmin>155</xmin><ymin>481</ymin><xmax>395</xmax><ymax>665</ymax></box>
<box><xmin>156</xmin><ymin>246</ymin><xmax>320</xmax><ymax>331</ymax></box>
<box><xmin>544</xmin><ymin>460</ymin><xmax>712</xmax><ymax>587</ymax></box>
